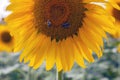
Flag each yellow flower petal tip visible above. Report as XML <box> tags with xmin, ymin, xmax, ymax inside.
<box><xmin>117</xmin><ymin>44</ymin><xmax>120</xmax><ymax>53</ymax></box>
<box><xmin>107</xmin><ymin>0</ymin><xmax>120</xmax><ymax>10</ymax></box>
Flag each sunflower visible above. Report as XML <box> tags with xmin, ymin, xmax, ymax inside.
<box><xmin>5</xmin><ymin>0</ymin><xmax>116</xmax><ymax>71</ymax></box>
<box><xmin>0</xmin><ymin>25</ymin><xmax>14</xmax><ymax>52</ymax></box>
<box><xmin>106</xmin><ymin>0</ymin><xmax>120</xmax><ymax>38</ymax></box>
<box><xmin>106</xmin><ymin>0</ymin><xmax>120</xmax><ymax>10</ymax></box>
<box><xmin>117</xmin><ymin>44</ymin><xmax>120</xmax><ymax>53</ymax></box>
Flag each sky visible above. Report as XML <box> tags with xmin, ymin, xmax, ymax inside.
<box><xmin>0</xmin><ymin>0</ymin><xmax>10</xmax><ymax>21</ymax></box>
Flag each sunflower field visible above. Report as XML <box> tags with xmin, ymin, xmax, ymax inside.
<box><xmin>0</xmin><ymin>0</ymin><xmax>120</xmax><ymax>80</ymax></box>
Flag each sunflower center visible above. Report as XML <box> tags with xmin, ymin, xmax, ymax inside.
<box><xmin>1</xmin><ymin>31</ymin><xmax>12</xmax><ymax>43</ymax></box>
<box><xmin>45</xmin><ymin>1</ymin><xmax>70</xmax><ymax>26</ymax></box>
<box><xmin>34</xmin><ymin>0</ymin><xmax>86</xmax><ymax>41</ymax></box>
<box><xmin>112</xmin><ymin>3</ymin><xmax>120</xmax><ymax>21</ymax></box>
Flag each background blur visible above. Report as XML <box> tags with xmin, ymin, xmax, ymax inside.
<box><xmin>0</xmin><ymin>0</ymin><xmax>120</xmax><ymax>80</ymax></box>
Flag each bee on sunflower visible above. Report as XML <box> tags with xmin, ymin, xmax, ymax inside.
<box><xmin>0</xmin><ymin>25</ymin><xmax>14</xmax><ymax>52</ymax></box>
<box><xmin>5</xmin><ymin>0</ymin><xmax>117</xmax><ymax>71</ymax></box>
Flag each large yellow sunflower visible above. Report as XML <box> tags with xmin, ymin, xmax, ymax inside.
<box><xmin>106</xmin><ymin>0</ymin><xmax>120</xmax><ymax>38</ymax></box>
<box><xmin>5</xmin><ymin>0</ymin><xmax>116</xmax><ymax>71</ymax></box>
<box><xmin>0</xmin><ymin>25</ymin><xmax>14</xmax><ymax>52</ymax></box>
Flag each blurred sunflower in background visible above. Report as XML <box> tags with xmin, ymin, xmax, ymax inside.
<box><xmin>117</xmin><ymin>44</ymin><xmax>120</xmax><ymax>53</ymax></box>
<box><xmin>106</xmin><ymin>0</ymin><xmax>120</xmax><ymax>10</ymax></box>
<box><xmin>0</xmin><ymin>25</ymin><xmax>14</xmax><ymax>52</ymax></box>
<box><xmin>5</xmin><ymin>0</ymin><xmax>117</xmax><ymax>72</ymax></box>
<box><xmin>106</xmin><ymin>0</ymin><xmax>120</xmax><ymax>38</ymax></box>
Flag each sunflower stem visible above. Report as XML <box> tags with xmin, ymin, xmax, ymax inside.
<box><xmin>56</xmin><ymin>70</ymin><xmax>63</xmax><ymax>80</ymax></box>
